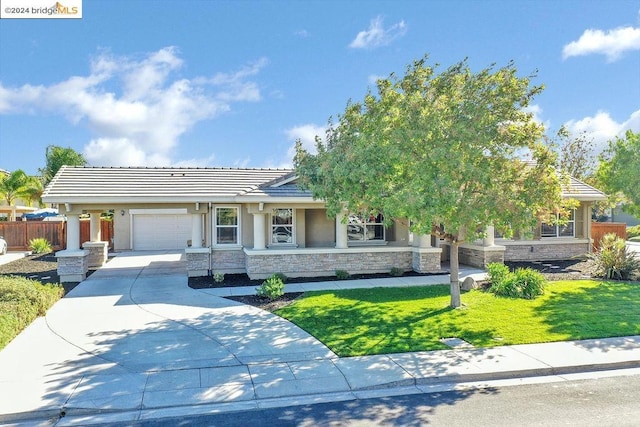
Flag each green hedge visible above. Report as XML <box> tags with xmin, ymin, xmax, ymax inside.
<box><xmin>627</xmin><ymin>225</ymin><xmax>640</xmax><ymax>239</ymax></box>
<box><xmin>0</xmin><ymin>276</ymin><xmax>64</xmax><ymax>349</ymax></box>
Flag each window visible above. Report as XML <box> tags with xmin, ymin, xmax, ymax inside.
<box><xmin>271</xmin><ymin>208</ymin><xmax>294</xmax><ymax>244</ymax></box>
<box><xmin>348</xmin><ymin>213</ymin><xmax>385</xmax><ymax>242</ymax></box>
<box><xmin>215</xmin><ymin>207</ymin><xmax>239</xmax><ymax>245</ymax></box>
<box><xmin>541</xmin><ymin>210</ymin><xmax>575</xmax><ymax>238</ymax></box>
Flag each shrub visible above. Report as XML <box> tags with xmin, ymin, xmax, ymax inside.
<box><xmin>513</xmin><ymin>268</ymin><xmax>545</xmax><ymax>299</ymax></box>
<box><xmin>29</xmin><ymin>238</ymin><xmax>52</xmax><ymax>254</ymax></box>
<box><xmin>488</xmin><ymin>263</ymin><xmax>546</xmax><ymax>299</ymax></box>
<box><xmin>213</xmin><ymin>272</ymin><xmax>225</xmax><ymax>283</ymax></box>
<box><xmin>487</xmin><ymin>263</ymin><xmax>510</xmax><ymax>286</ymax></box>
<box><xmin>335</xmin><ymin>269</ymin><xmax>350</xmax><ymax>280</ymax></box>
<box><xmin>627</xmin><ymin>225</ymin><xmax>640</xmax><ymax>239</ymax></box>
<box><xmin>490</xmin><ymin>274</ymin><xmax>521</xmax><ymax>298</ymax></box>
<box><xmin>588</xmin><ymin>233</ymin><xmax>640</xmax><ymax>280</ymax></box>
<box><xmin>390</xmin><ymin>267</ymin><xmax>404</xmax><ymax>277</ymax></box>
<box><xmin>273</xmin><ymin>272</ymin><xmax>288</xmax><ymax>283</ymax></box>
<box><xmin>0</xmin><ymin>276</ymin><xmax>64</xmax><ymax>349</ymax></box>
<box><xmin>256</xmin><ymin>274</ymin><xmax>285</xmax><ymax>300</ymax></box>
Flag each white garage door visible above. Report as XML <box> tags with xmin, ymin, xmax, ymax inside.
<box><xmin>133</xmin><ymin>214</ymin><xmax>192</xmax><ymax>250</ymax></box>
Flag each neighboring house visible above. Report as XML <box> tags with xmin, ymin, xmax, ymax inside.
<box><xmin>610</xmin><ymin>206</ymin><xmax>640</xmax><ymax>227</ymax></box>
<box><xmin>41</xmin><ymin>166</ymin><xmax>607</xmax><ymax>282</ymax></box>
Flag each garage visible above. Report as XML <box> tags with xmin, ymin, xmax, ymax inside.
<box><xmin>132</xmin><ymin>213</ymin><xmax>192</xmax><ymax>250</ymax></box>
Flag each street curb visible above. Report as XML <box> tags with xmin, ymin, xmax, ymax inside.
<box><xmin>7</xmin><ymin>359</ymin><xmax>640</xmax><ymax>426</ymax></box>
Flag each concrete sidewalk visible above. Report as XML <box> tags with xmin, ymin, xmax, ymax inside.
<box><xmin>1</xmin><ymin>252</ymin><xmax>639</xmax><ymax>426</ymax></box>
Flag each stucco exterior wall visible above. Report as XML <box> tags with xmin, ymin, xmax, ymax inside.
<box><xmin>305</xmin><ymin>209</ymin><xmax>335</xmax><ymax>247</ymax></box>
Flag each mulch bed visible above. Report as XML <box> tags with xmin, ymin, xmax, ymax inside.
<box><xmin>188</xmin><ymin>270</ymin><xmax>447</xmax><ymax>290</ymax></box>
<box><xmin>226</xmin><ymin>293</ymin><xmax>304</xmax><ymax>312</ymax></box>
<box><xmin>504</xmin><ymin>259</ymin><xmax>597</xmax><ymax>281</ymax></box>
<box><xmin>0</xmin><ymin>253</ymin><xmax>92</xmax><ymax>294</ymax></box>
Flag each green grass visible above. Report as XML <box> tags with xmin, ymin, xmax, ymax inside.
<box><xmin>275</xmin><ymin>280</ymin><xmax>640</xmax><ymax>357</ymax></box>
<box><xmin>0</xmin><ymin>276</ymin><xmax>64</xmax><ymax>349</ymax></box>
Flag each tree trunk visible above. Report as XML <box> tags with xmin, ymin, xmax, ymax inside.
<box><xmin>450</xmin><ymin>241</ymin><xmax>461</xmax><ymax>308</ymax></box>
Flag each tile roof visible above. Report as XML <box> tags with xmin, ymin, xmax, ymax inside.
<box><xmin>42</xmin><ymin>165</ymin><xmax>607</xmax><ymax>205</ymax></box>
<box><xmin>42</xmin><ymin>166</ymin><xmax>311</xmax><ymax>203</ymax></box>
<box><xmin>564</xmin><ymin>177</ymin><xmax>607</xmax><ymax>201</ymax></box>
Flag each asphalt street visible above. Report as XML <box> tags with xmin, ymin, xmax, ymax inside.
<box><xmin>101</xmin><ymin>370</ymin><xmax>640</xmax><ymax>427</ymax></box>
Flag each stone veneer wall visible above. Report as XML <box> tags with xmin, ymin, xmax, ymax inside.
<box><xmin>458</xmin><ymin>246</ymin><xmax>506</xmax><ymax>268</ymax></box>
<box><xmin>185</xmin><ymin>248</ymin><xmax>209</xmax><ymax>277</ymax></box>
<box><xmin>82</xmin><ymin>242</ymin><xmax>108</xmax><ymax>268</ymax></box>
<box><xmin>245</xmin><ymin>249</ymin><xmax>414</xmax><ymax>280</ymax></box>
<box><xmin>56</xmin><ymin>250</ymin><xmax>89</xmax><ymax>282</ymax></box>
<box><xmin>503</xmin><ymin>241</ymin><xmax>590</xmax><ymax>261</ymax></box>
<box><xmin>212</xmin><ymin>249</ymin><xmax>246</xmax><ymax>273</ymax></box>
<box><xmin>412</xmin><ymin>249</ymin><xmax>443</xmax><ymax>273</ymax></box>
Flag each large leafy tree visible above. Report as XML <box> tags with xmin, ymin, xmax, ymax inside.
<box><xmin>39</xmin><ymin>145</ymin><xmax>87</xmax><ymax>185</ymax></box>
<box><xmin>597</xmin><ymin>130</ymin><xmax>640</xmax><ymax>216</ymax></box>
<box><xmin>550</xmin><ymin>125</ymin><xmax>596</xmax><ymax>183</ymax></box>
<box><xmin>295</xmin><ymin>56</ymin><xmax>565</xmax><ymax>307</ymax></box>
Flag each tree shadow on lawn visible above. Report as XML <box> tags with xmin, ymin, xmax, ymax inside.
<box><xmin>533</xmin><ymin>280</ymin><xmax>640</xmax><ymax>351</ymax></box>
<box><xmin>281</xmin><ymin>286</ymin><xmax>499</xmax><ymax>356</ymax></box>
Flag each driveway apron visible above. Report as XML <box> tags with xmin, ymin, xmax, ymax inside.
<box><xmin>0</xmin><ymin>251</ymin><xmax>334</xmax><ymax>419</ymax></box>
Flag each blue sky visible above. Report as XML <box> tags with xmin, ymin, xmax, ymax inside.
<box><xmin>0</xmin><ymin>0</ymin><xmax>639</xmax><ymax>175</ymax></box>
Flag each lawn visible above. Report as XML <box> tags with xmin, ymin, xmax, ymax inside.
<box><xmin>275</xmin><ymin>280</ymin><xmax>640</xmax><ymax>357</ymax></box>
<box><xmin>0</xmin><ymin>276</ymin><xmax>64</xmax><ymax>349</ymax></box>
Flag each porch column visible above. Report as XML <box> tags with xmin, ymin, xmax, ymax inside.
<box><xmin>335</xmin><ymin>212</ymin><xmax>348</xmax><ymax>249</ymax></box>
<box><xmin>57</xmin><ymin>213</ymin><xmax>89</xmax><ymax>282</ymax></box>
<box><xmin>89</xmin><ymin>212</ymin><xmax>101</xmax><ymax>241</ymax></box>
<box><xmin>483</xmin><ymin>225</ymin><xmax>495</xmax><ymax>247</ymax></box>
<box><xmin>67</xmin><ymin>214</ymin><xmax>80</xmax><ymax>250</ymax></box>
<box><xmin>253</xmin><ymin>212</ymin><xmax>267</xmax><ymax>250</ymax></box>
<box><xmin>191</xmin><ymin>214</ymin><xmax>203</xmax><ymax>248</ymax></box>
<box><xmin>418</xmin><ymin>234</ymin><xmax>432</xmax><ymax>248</ymax></box>
<box><xmin>84</xmin><ymin>211</ymin><xmax>108</xmax><ymax>268</ymax></box>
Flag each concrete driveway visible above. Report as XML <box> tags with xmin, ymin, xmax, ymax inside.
<box><xmin>0</xmin><ymin>251</ymin><xmax>334</xmax><ymax>420</ymax></box>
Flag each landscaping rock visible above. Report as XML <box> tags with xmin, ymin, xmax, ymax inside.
<box><xmin>461</xmin><ymin>276</ymin><xmax>478</xmax><ymax>291</ymax></box>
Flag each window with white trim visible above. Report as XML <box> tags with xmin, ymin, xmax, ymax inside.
<box><xmin>271</xmin><ymin>208</ymin><xmax>294</xmax><ymax>244</ymax></box>
<box><xmin>215</xmin><ymin>207</ymin><xmax>239</xmax><ymax>245</ymax></box>
<box><xmin>347</xmin><ymin>213</ymin><xmax>385</xmax><ymax>242</ymax></box>
<box><xmin>541</xmin><ymin>210</ymin><xmax>575</xmax><ymax>238</ymax></box>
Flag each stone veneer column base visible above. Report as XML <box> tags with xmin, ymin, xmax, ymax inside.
<box><xmin>82</xmin><ymin>241</ymin><xmax>109</xmax><ymax>268</ymax></box>
<box><xmin>185</xmin><ymin>247</ymin><xmax>210</xmax><ymax>277</ymax></box>
<box><xmin>457</xmin><ymin>244</ymin><xmax>506</xmax><ymax>268</ymax></box>
<box><xmin>56</xmin><ymin>249</ymin><xmax>89</xmax><ymax>283</ymax></box>
<box><xmin>412</xmin><ymin>247</ymin><xmax>443</xmax><ymax>273</ymax></box>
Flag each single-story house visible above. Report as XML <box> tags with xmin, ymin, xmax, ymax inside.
<box><xmin>41</xmin><ymin>166</ymin><xmax>607</xmax><ymax>282</ymax></box>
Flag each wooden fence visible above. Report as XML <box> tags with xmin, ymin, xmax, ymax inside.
<box><xmin>591</xmin><ymin>222</ymin><xmax>628</xmax><ymax>251</ymax></box>
<box><xmin>0</xmin><ymin>220</ymin><xmax>113</xmax><ymax>251</ymax></box>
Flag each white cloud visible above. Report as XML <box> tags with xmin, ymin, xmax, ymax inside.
<box><xmin>562</xmin><ymin>26</ymin><xmax>640</xmax><ymax>62</ymax></box>
<box><xmin>281</xmin><ymin>123</ymin><xmax>326</xmax><ymax>167</ymax></box>
<box><xmin>173</xmin><ymin>154</ymin><xmax>217</xmax><ymax>168</ymax></box>
<box><xmin>563</xmin><ymin>109</ymin><xmax>640</xmax><ymax>152</ymax></box>
<box><xmin>349</xmin><ymin>16</ymin><xmax>407</xmax><ymax>49</ymax></box>
<box><xmin>0</xmin><ymin>47</ymin><xmax>266</xmax><ymax>167</ymax></box>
